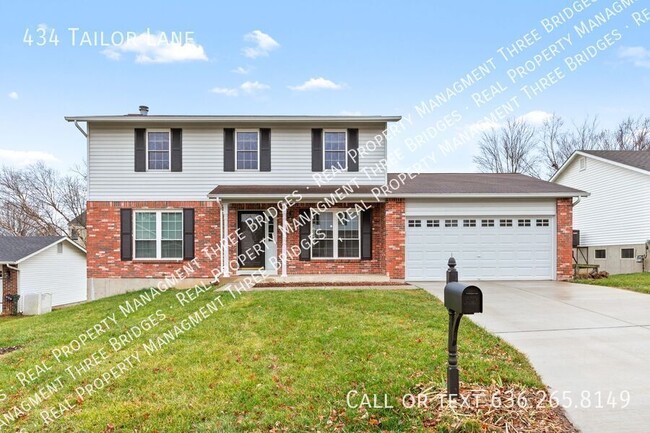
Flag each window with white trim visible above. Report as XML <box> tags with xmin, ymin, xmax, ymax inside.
<box><xmin>427</xmin><ymin>219</ymin><xmax>439</xmax><ymax>228</ymax></box>
<box><xmin>312</xmin><ymin>210</ymin><xmax>360</xmax><ymax>259</ymax></box>
<box><xmin>147</xmin><ymin>130</ymin><xmax>170</xmax><ymax>170</ymax></box>
<box><xmin>500</xmin><ymin>219</ymin><xmax>513</xmax><ymax>227</ymax></box>
<box><xmin>134</xmin><ymin>210</ymin><xmax>183</xmax><ymax>259</ymax></box>
<box><xmin>518</xmin><ymin>219</ymin><xmax>531</xmax><ymax>227</ymax></box>
<box><xmin>536</xmin><ymin>219</ymin><xmax>550</xmax><ymax>227</ymax></box>
<box><xmin>481</xmin><ymin>219</ymin><xmax>495</xmax><ymax>227</ymax></box>
<box><xmin>595</xmin><ymin>249</ymin><xmax>606</xmax><ymax>259</ymax></box>
<box><xmin>463</xmin><ymin>219</ymin><xmax>476</xmax><ymax>227</ymax></box>
<box><xmin>445</xmin><ymin>219</ymin><xmax>458</xmax><ymax>227</ymax></box>
<box><xmin>236</xmin><ymin>131</ymin><xmax>259</xmax><ymax>170</ymax></box>
<box><xmin>408</xmin><ymin>219</ymin><xmax>421</xmax><ymax>228</ymax></box>
<box><xmin>621</xmin><ymin>248</ymin><xmax>635</xmax><ymax>259</ymax></box>
<box><xmin>323</xmin><ymin>131</ymin><xmax>347</xmax><ymax>170</ymax></box>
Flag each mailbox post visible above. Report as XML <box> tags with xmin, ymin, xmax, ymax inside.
<box><xmin>444</xmin><ymin>257</ymin><xmax>483</xmax><ymax>398</ymax></box>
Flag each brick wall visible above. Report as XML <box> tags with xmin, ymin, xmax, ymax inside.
<box><xmin>556</xmin><ymin>198</ymin><xmax>574</xmax><ymax>280</ymax></box>
<box><xmin>1</xmin><ymin>265</ymin><xmax>18</xmax><ymax>315</ymax></box>
<box><xmin>385</xmin><ymin>199</ymin><xmax>406</xmax><ymax>279</ymax></box>
<box><xmin>86</xmin><ymin>201</ymin><xmax>220</xmax><ymax>279</ymax></box>
<box><xmin>227</xmin><ymin>202</ymin><xmax>387</xmax><ymax>276</ymax></box>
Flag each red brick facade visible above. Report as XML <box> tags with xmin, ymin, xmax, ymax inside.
<box><xmin>86</xmin><ymin>201</ymin><xmax>220</xmax><ymax>279</ymax></box>
<box><xmin>556</xmin><ymin>198</ymin><xmax>574</xmax><ymax>280</ymax></box>
<box><xmin>1</xmin><ymin>265</ymin><xmax>18</xmax><ymax>315</ymax></box>
<box><xmin>385</xmin><ymin>199</ymin><xmax>406</xmax><ymax>279</ymax></box>
<box><xmin>86</xmin><ymin>197</ymin><xmax>574</xmax><ymax>284</ymax></box>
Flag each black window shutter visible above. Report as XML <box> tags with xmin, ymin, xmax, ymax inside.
<box><xmin>311</xmin><ymin>129</ymin><xmax>323</xmax><ymax>172</ymax></box>
<box><xmin>120</xmin><ymin>209</ymin><xmax>133</xmax><ymax>261</ymax></box>
<box><xmin>260</xmin><ymin>128</ymin><xmax>271</xmax><ymax>171</ymax></box>
<box><xmin>361</xmin><ymin>208</ymin><xmax>373</xmax><ymax>260</ymax></box>
<box><xmin>347</xmin><ymin>128</ymin><xmax>359</xmax><ymax>172</ymax></box>
<box><xmin>224</xmin><ymin>128</ymin><xmax>235</xmax><ymax>172</ymax></box>
<box><xmin>134</xmin><ymin>129</ymin><xmax>146</xmax><ymax>172</ymax></box>
<box><xmin>171</xmin><ymin>128</ymin><xmax>183</xmax><ymax>172</ymax></box>
<box><xmin>183</xmin><ymin>208</ymin><xmax>195</xmax><ymax>260</ymax></box>
<box><xmin>299</xmin><ymin>209</ymin><xmax>311</xmax><ymax>261</ymax></box>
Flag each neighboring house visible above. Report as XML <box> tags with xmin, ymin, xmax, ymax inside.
<box><xmin>552</xmin><ymin>150</ymin><xmax>650</xmax><ymax>274</ymax></box>
<box><xmin>68</xmin><ymin>211</ymin><xmax>87</xmax><ymax>247</ymax></box>
<box><xmin>66</xmin><ymin>107</ymin><xmax>584</xmax><ymax>298</ymax></box>
<box><xmin>0</xmin><ymin>236</ymin><xmax>87</xmax><ymax>315</ymax></box>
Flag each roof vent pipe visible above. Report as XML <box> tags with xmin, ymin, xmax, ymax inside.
<box><xmin>139</xmin><ymin>105</ymin><xmax>149</xmax><ymax>116</ymax></box>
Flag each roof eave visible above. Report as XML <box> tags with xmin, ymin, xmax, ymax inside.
<box><xmin>65</xmin><ymin>115</ymin><xmax>402</xmax><ymax>123</ymax></box>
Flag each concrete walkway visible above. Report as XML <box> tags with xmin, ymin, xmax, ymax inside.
<box><xmin>416</xmin><ymin>280</ymin><xmax>650</xmax><ymax>433</ymax></box>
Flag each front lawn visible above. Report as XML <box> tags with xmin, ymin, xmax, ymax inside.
<box><xmin>0</xmin><ymin>288</ymin><xmax>549</xmax><ymax>432</ymax></box>
<box><xmin>574</xmin><ymin>272</ymin><xmax>650</xmax><ymax>294</ymax></box>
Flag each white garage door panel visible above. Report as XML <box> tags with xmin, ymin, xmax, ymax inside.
<box><xmin>406</xmin><ymin>217</ymin><xmax>554</xmax><ymax>280</ymax></box>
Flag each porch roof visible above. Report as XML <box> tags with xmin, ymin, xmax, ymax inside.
<box><xmin>208</xmin><ymin>184</ymin><xmax>380</xmax><ymax>200</ymax></box>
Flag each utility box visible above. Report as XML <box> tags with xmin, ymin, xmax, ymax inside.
<box><xmin>444</xmin><ymin>282</ymin><xmax>483</xmax><ymax>315</ymax></box>
<box><xmin>22</xmin><ymin>293</ymin><xmax>52</xmax><ymax>315</ymax></box>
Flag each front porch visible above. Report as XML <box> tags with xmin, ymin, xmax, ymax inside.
<box><xmin>218</xmin><ymin>198</ymin><xmax>405</xmax><ymax>281</ymax></box>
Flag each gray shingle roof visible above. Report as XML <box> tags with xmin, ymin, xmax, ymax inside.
<box><xmin>0</xmin><ymin>236</ymin><xmax>64</xmax><ymax>263</ymax></box>
<box><xmin>581</xmin><ymin>150</ymin><xmax>650</xmax><ymax>172</ymax></box>
<box><xmin>387</xmin><ymin>173</ymin><xmax>585</xmax><ymax>195</ymax></box>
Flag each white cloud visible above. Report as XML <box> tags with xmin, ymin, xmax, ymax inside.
<box><xmin>210</xmin><ymin>81</ymin><xmax>270</xmax><ymax>97</ymax></box>
<box><xmin>8</xmin><ymin>91</ymin><xmax>18</xmax><ymax>100</ymax></box>
<box><xmin>240</xmin><ymin>80</ymin><xmax>270</xmax><ymax>94</ymax></box>
<box><xmin>468</xmin><ymin>120</ymin><xmax>501</xmax><ymax>134</ymax></box>
<box><xmin>242</xmin><ymin>30</ymin><xmax>280</xmax><ymax>59</ymax></box>
<box><xmin>232</xmin><ymin>66</ymin><xmax>251</xmax><ymax>75</ymax></box>
<box><xmin>619</xmin><ymin>46</ymin><xmax>650</xmax><ymax>69</ymax></box>
<box><xmin>102</xmin><ymin>32</ymin><xmax>208</xmax><ymax>64</ymax></box>
<box><xmin>288</xmin><ymin>77</ymin><xmax>344</xmax><ymax>91</ymax></box>
<box><xmin>0</xmin><ymin>149</ymin><xmax>57</xmax><ymax>166</ymax></box>
<box><xmin>210</xmin><ymin>87</ymin><xmax>239</xmax><ymax>97</ymax></box>
<box><xmin>518</xmin><ymin>110</ymin><xmax>553</xmax><ymax>125</ymax></box>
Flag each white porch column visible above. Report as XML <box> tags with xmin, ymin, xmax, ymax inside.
<box><xmin>223</xmin><ymin>202</ymin><xmax>230</xmax><ymax>277</ymax></box>
<box><xmin>281</xmin><ymin>205</ymin><xmax>288</xmax><ymax>277</ymax></box>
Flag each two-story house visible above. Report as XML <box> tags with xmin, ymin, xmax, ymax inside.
<box><xmin>67</xmin><ymin>107</ymin><xmax>585</xmax><ymax>299</ymax></box>
<box><xmin>553</xmin><ymin>150</ymin><xmax>650</xmax><ymax>275</ymax></box>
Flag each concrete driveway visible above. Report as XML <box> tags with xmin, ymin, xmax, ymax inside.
<box><xmin>417</xmin><ymin>280</ymin><xmax>650</xmax><ymax>433</ymax></box>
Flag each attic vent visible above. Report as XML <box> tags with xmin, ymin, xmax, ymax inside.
<box><xmin>139</xmin><ymin>105</ymin><xmax>149</xmax><ymax>116</ymax></box>
<box><xmin>579</xmin><ymin>157</ymin><xmax>586</xmax><ymax>171</ymax></box>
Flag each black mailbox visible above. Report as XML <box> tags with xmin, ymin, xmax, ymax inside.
<box><xmin>444</xmin><ymin>282</ymin><xmax>483</xmax><ymax>315</ymax></box>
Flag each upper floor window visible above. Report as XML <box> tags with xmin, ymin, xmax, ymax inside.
<box><xmin>236</xmin><ymin>131</ymin><xmax>259</xmax><ymax>170</ymax></box>
<box><xmin>147</xmin><ymin>130</ymin><xmax>170</xmax><ymax>170</ymax></box>
<box><xmin>324</xmin><ymin>131</ymin><xmax>347</xmax><ymax>170</ymax></box>
<box><xmin>134</xmin><ymin>210</ymin><xmax>183</xmax><ymax>259</ymax></box>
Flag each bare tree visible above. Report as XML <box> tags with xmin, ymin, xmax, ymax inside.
<box><xmin>605</xmin><ymin>116</ymin><xmax>650</xmax><ymax>150</ymax></box>
<box><xmin>474</xmin><ymin>118</ymin><xmax>541</xmax><ymax>177</ymax></box>
<box><xmin>0</xmin><ymin>162</ymin><xmax>86</xmax><ymax>242</ymax></box>
<box><xmin>540</xmin><ymin>115</ymin><xmax>607</xmax><ymax>178</ymax></box>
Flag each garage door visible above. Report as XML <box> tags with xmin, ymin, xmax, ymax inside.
<box><xmin>406</xmin><ymin>216</ymin><xmax>554</xmax><ymax>280</ymax></box>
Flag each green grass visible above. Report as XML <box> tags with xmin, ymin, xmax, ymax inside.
<box><xmin>0</xmin><ymin>288</ymin><xmax>541</xmax><ymax>432</ymax></box>
<box><xmin>574</xmin><ymin>272</ymin><xmax>650</xmax><ymax>294</ymax></box>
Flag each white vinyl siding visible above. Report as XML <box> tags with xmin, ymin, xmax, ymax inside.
<box><xmin>18</xmin><ymin>241</ymin><xmax>87</xmax><ymax>308</ymax></box>
<box><xmin>87</xmin><ymin>123</ymin><xmax>387</xmax><ymax>201</ymax></box>
<box><xmin>554</xmin><ymin>155</ymin><xmax>650</xmax><ymax>246</ymax></box>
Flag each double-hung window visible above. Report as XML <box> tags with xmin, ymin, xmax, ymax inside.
<box><xmin>134</xmin><ymin>210</ymin><xmax>183</xmax><ymax>259</ymax></box>
<box><xmin>147</xmin><ymin>130</ymin><xmax>171</xmax><ymax>170</ymax></box>
<box><xmin>236</xmin><ymin>130</ymin><xmax>259</xmax><ymax>170</ymax></box>
<box><xmin>323</xmin><ymin>131</ymin><xmax>347</xmax><ymax>170</ymax></box>
<box><xmin>312</xmin><ymin>210</ymin><xmax>360</xmax><ymax>259</ymax></box>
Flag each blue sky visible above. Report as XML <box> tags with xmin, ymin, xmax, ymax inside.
<box><xmin>1</xmin><ymin>0</ymin><xmax>648</xmax><ymax>173</ymax></box>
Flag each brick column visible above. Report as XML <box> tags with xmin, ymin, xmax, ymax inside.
<box><xmin>385</xmin><ymin>198</ymin><xmax>406</xmax><ymax>280</ymax></box>
<box><xmin>556</xmin><ymin>198</ymin><xmax>574</xmax><ymax>280</ymax></box>
<box><xmin>1</xmin><ymin>265</ymin><xmax>19</xmax><ymax>315</ymax></box>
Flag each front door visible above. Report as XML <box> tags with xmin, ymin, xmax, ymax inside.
<box><xmin>238</xmin><ymin>211</ymin><xmax>266</xmax><ymax>270</ymax></box>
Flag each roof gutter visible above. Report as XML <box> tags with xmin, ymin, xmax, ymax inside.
<box><xmin>6</xmin><ymin>263</ymin><xmax>19</xmax><ymax>271</ymax></box>
<box><xmin>72</xmin><ymin>120</ymin><xmax>88</xmax><ymax>137</ymax></box>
